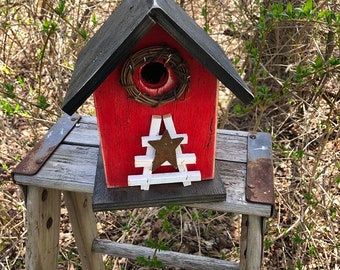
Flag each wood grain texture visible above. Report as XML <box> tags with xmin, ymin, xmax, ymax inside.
<box><xmin>25</xmin><ymin>187</ymin><xmax>61</xmax><ymax>270</ymax></box>
<box><xmin>216</xmin><ymin>133</ymin><xmax>247</xmax><ymax>163</ymax></box>
<box><xmin>63</xmin><ymin>192</ymin><xmax>104</xmax><ymax>270</ymax></box>
<box><xmin>247</xmin><ymin>215</ymin><xmax>264</xmax><ymax>270</ymax></box>
<box><xmin>92</xmin><ymin>239</ymin><xmax>239</xmax><ymax>270</ymax></box>
<box><xmin>15</xmin><ymin>144</ymin><xmax>98</xmax><ymax>193</ymax></box>
<box><xmin>14</xmin><ymin>116</ymin><xmax>272</xmax><ymax>217</ymax></box>
<box><xmin>240</xmin><ymin>215</ymin><xmax>263</xmax><ymax>270</ymax></box>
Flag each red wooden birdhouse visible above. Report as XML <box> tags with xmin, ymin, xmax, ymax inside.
<box><xmin>62</xmin><ymin>0</ymin><xmax>253</xmax><ymax>190</ymax></box>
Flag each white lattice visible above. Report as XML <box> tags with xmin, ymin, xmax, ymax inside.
<box><xmin>128</xmin><ymin>114</ymin><xmax>201</xmax><ymax>190</ymax></box>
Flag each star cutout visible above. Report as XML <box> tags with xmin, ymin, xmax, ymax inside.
<box><xmin>148</xmin><ymin>129</ymin><xmax>184</xmax><ymax>172</ymax></box>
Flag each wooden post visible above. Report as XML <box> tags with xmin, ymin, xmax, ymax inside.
<box><xmin>63</xmin><ymin>192</ymin><xmax>104</xmax><ymax>270</ymax></box>
<box><xmin>240</xmin><ymin>215</ymin><xmax>263</xmax><ymax>270</ymax></box>
<box><xmin>240</xmin><ymin>215</ymin><xmax>248</xmax><ymax>270</ymax></box>
<box><xmin>247</xmin><ymin>215</ymin><xmax>263</xmax><ymax>269</ymax></box>
<box><xmin>25</xmin><ymin>186</ymin><xmax>61</xmax><ymax>270</ymax></box>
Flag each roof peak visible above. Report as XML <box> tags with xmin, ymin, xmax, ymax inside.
<box><xmin>62</xmin><ymin>0</ymin><xmax>253</xmax><ymax>115</ymax></box>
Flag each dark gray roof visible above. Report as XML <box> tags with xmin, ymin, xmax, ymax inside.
<box><xmin>62</xmin><ymin>0</ymin><xmax>253</xmax><ymax>115</ymax></box>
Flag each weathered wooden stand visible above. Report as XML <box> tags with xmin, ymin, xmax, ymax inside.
<box><xmin>13</xmin><ymin>115</ymin><xmax>274</xmax><ymax>270</ymax></box>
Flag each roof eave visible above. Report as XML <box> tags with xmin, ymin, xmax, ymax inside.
<box><xmin>62</xmin><ymin>0</ymin><xmax>253</xmax><ymax>115</ymax></box>
<box><xmin>149</xmin><ymin>0</ymin><xmax>254</xmax><ymax>104</ymax></box>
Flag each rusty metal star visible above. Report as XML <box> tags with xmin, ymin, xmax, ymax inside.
<box><xmin>148</xmin><ymin>129</ymin><xmax>184</xmax><ymax>172</ymax></box>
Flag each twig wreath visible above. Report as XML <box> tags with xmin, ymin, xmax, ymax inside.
<box><xmin>120</xmin><ymin>46</ymin><xmax>190</xmax><ymax>107</ymax></box>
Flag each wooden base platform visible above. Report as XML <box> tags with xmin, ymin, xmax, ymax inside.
<box><xmin>14</xmin><ymin>115</ymin><xmax>273</xmax><ymax>217</ymax></box>
<box><xmin>93</xmin><ymin>149</ymin><xmax>226</xmax><ymax>211</ymax></box>
<box><xmin>13</xmin><ymin>115</ymin><xmax>274</xmax><ymax>270</ymax></box>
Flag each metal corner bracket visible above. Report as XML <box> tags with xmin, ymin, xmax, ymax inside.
<box><xmin>246</xmin><ymin>132</ymin><xmax>275</xmax><ymax>216</ymax></box>
<box><xmin>12</xmin><ymin>113</ymin><xmax>81</xmax><ymax>176</ymax></box>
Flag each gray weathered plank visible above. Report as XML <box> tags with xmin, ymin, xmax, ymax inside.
<box><xmin>63</xmin><ymin>116</ymin><xmax>99</xmax><ymax>146</ymax></box>
<box><xmin>14</xmin><ymin>145</ymin><xmax>98</xmax><ymax>193</ymax></box>
<box><xmin>216</xmin><ymin>133</ymin><xmax>247</xmax><ymax>163</ymax></box>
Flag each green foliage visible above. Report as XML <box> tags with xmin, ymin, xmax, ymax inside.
<box><xmin>191</xmin><ymin>209</ymin><xmax>204</xmax><ymax>221</ymax></box>
<box><xmin>54</xmin><ymin>0</ymin><xmax>66</xmax><ymax>17</ymax></box>
<box><xmin>2</xmin><ymin>83</ymin><xmax>15</xmax><ymax>99</ymax></box>
<box><xmin>1</xmin><ymin>163</ymin><xmax>9</xmax><ymax>172</ymax></box>
<box><xmin>79</xmin><ymin>29</ymin><xmax>89</xmax><ymax>41</ymax></box>
<box><xmin>296</xmin><ymin>259</ymin><xmax>303</xmax><ymax>270</ymax></box>
<box><xmin>145</xmin><ymin>238</ymin><xmax>169</xmax><ymax>251</ymax></box>
<box><xmin>91</xmin><ymin>13</ymin><xmax>98</xmax><ymax>27</ymax></box>
<box><xmin>329</xmin><ymin>207</ymin><xmax>337</xmax><ymax>220</ymax></box>
<box><xmin>293</xmin><ymin>233</ymin><xmax>304</xmax><ymax>245</ymax></box>
<box><xmin>264</xmin><ymin>239</ymin><xmax>273</xmax><ymax>251</ymax></box>
<box><xmin>304</xmin><ymin>192</ymin><xmax>318</xmax><ymax>206</ymax></box>
<box><xmin>136</xmin><ymin>255</ymin><xmax>164</xmax><ymax>268</ymax></box>
<box><xmin>36</xmin><ymin>95</ymin><xmax>50</xmax><ymax>110</ymax></box>
<box><xmin>157</xmin><ymin>205</ymin><xmax>182</xmax><ymax>232</ymax></box>
<box><xmin>232</xmin><ymin>103</ymin><xmax>250</xmax><ymax>115</ymax></box>
<box><xmin>42</xmin><ymin>19</ymin><xmax>58</xmax><ymax>34</ymax></box>
<box><xmin>135</xmin><ymin>238</ymin><xmax>167</xmax><ymax>268</ymax></box>
<box><xmin>336</xmin><ymin>175</ymin><xmax>340</xmax><ymax>185</ymax></box>
<box><xmin>201</xmin><ymin>0</ymin><xmax>211</xmax><ymax>33</ymax></box>
<box><xmin>0</xmin><ymin>99</ymin><xmax>21</xmax><ymax>116</ymax></box>
<box><xmin>291</xmin><ymin>149</ymin><xmax>304</xmax><ymax>161</ymax></box>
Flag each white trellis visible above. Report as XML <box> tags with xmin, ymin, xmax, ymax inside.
<box><xmin>128</xmin><ymin>114</ymin><xmax>201</xmax><ymax>190</ymax></box>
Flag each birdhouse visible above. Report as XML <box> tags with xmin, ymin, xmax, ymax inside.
<box><xmin>62</xmin><ymin>0</ymin><xmax>253</xmax><ymax>190</ymax></box>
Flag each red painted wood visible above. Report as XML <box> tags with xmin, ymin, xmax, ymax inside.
<box><xmin>132</xmin><ymin>60</ymin><xmax>178</xmax><ymax>97</ymax></box>
<box><xmin>94</xmin><ymin>24</ymin><xmax>218</xmax><ymax>188</ymax></box>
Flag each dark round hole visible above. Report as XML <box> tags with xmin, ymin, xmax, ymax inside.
<box><xmin>141</xmin><ymin>62</ymin><xmax>168</xmax><ymax>85</ymax></box>
<box><xmin>41</xmin><ymin>189</ymin><xmax>48</xmax><ymax>202</ymax></box>
<box><xmin>46</xmin><ymin>217</ymin><xmax>53</xmax><ymax>229</ymax></box>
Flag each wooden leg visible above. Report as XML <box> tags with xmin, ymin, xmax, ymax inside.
<box><xmin>240</xmin><ymin>215</ymin><xmax>263</xmax><ymax>270</ymax></box>
<box><xmin>25</xmin><ymin>186</ymin><xmax>61</xmax><ymax>270</ymax></box>
<box><xmin>63</xmin><ymin>192</ymin><xmax>104</xmax><ymax>270</ymax></box>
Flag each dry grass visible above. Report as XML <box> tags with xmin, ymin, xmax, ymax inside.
<box><xmin>1</xmin><ymin>0</ymin><xmax>339</xmax><ymax>269</ymax></box>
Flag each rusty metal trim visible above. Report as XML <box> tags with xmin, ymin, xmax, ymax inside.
<box><xmin>246</xmin><ymin>132</ymin><xmax>275</xmax><ymax>215</ymax></box>
<box><xmin>12</xmin><ymin>114</ymin><xmax>81</xmax><ymax>176</ymax></box>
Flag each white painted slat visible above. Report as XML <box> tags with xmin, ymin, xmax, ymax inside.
<box><xmin>128</xmin><ymin>171</ymin><xmax>201</xmax><ymax>189</ymax></box>
<box><xmin>141</xmin><ymin>133</ymin><xmax>188</xmax><ymax>147</ymax></box>
<box><xmin>162</xmin><ymin>114</ymin><xmax>177</xmax><ymax>134</ymax></box>
<box><xmin>162</xmin><ymin>114</ymin><xmax>189</xmax><ymax>172</ymax></box>
<box><xmin>142</xmin><ymin>115</ymin><xmax>162</xmax><ymax>174</ymax></box>
<box><xmin>148</xmin><ymin>115</ymin><xmax>162</xmax><ymax>135</ymax></box>
<box><xmin>134</xmin><ymin>153</ymin><xmax>196</xmax><ymax>167</ymax></box>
